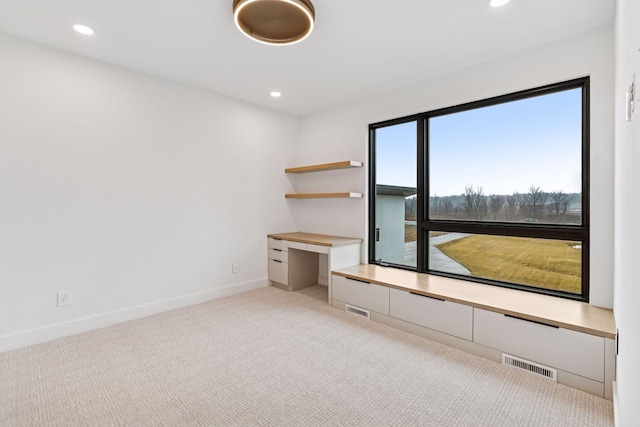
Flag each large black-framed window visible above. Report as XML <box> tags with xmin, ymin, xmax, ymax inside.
<box><xmin>369</xmin><ymin>78</ymin><xmax>590</xmax><ymax>301</ymax></box>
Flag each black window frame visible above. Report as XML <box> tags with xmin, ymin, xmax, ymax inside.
<box><xmin>369</xmin><ymin>77</ymin><xmax>590</xmax><ymax>302</ymax></box>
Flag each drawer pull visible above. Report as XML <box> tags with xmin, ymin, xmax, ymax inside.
<box><xmin>410</xmin><ymin>292</ymin><xmax>444</xmax><ymax>302</ymax></box>
<box><xmin>272</xmin><ymin>238</ymin><xmax>282</xmax><ymax>241</ymax></box>
<box><xmin>272</xmin><ymin>260</ymin><xmax>283</xmax><ymax>263</ymax></box>
<box><xmin>272</xmin><ymin>249</ymin><xmax>283</xmax><ymax>252</ymax></box>
<box><xmin>346</xmin><ymin>277</ymin><xmax>371</xmax><ymax>285</ymax></box>
<box><xmin>504</xmin><ymin>314</ymin><xmax>559</xmax><ymax>329</ymax></box>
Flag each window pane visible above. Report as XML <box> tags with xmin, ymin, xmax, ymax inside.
<box><xmin>429</xmin><ymin>88</ymin><xmax>582</xmax><ymax>225</ymax></box>
<box><xmin>429</xmin><ymin>232</ymin><xmax>582</xmax><ymax>294</ymax></box>
<box><xmin>374</xmin><ymin>121</ymin><xmax>417</xmax><ymax>267</ymax></box>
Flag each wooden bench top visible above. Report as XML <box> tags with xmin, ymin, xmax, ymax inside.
<box><xmin>332</xmin><ymin>264</ymin><xmax>616</xmax><ymax>339</ymax></box>
<box><xmin>268</xmin><ymin>232</ymin><xmax>362</xmax><ymax>247</ymax></box>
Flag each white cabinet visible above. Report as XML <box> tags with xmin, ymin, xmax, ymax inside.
<box><xmin>329</xmin><ymin>266</ymin><xmax>614</xmax><ymax>398</ymax></box>
<box><xmin>267</xmin><ymin>239</ymin><xmax>288</xmax><ymax>286</ymax></box>
<box><xmin>389</xmin><ymin>288</ymin><xmax>473</xmax><ymax>341</ymax></box>
<box><xmin>267</xmin><ymin>233</ymin><xmax>362</xmax><ymax>301</ymax></box>
<box><xmin>473</xmin><ymin>308</ymin><xmax>605</xmax><ymax>382</ymax></box>
<box><xmin>267</xmin><ymin>237</ymin><xmax>319</xmax><ymax>291</ymax></box>
<box><xmin>332</xmin><ymin>275</ymin><xmax>389</xmax><ymax>315</ymax></box>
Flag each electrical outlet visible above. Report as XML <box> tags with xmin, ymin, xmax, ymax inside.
<box><xmin>57</xmin><ymin>290</ymin><xmax>71</xmax><ymax>306</ymax></box>
<box><xmin>232</xmin><ymin>262</ymin><xmax>240</xmax><ymax>273</ymax></box>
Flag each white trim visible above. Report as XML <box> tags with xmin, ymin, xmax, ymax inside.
<box><xmin>0</xmin><ymin>278</ymin><xmax>269</xmax><ymax>353</ymax></box>
<box><xmin>612</xmin><ymin>381</ymin><xmax>619</xmax><ymax>427</ymax></box>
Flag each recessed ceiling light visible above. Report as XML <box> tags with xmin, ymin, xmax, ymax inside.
<box><xmin>270</xmin><ymin>91</ymin><xmax>282</xmax><ymax>98</ymax></box>
<box><xmin>489</xmin><ymin>0</ymin><xmax>510</xmax><ymax>7</ymax></box>
<box><xmin>73</xmin><ymin>24</ymin><xmax>94</xmax><ymax>35</ymax></box>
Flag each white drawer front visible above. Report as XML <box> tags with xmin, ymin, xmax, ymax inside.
<box><xmin>306</xmin><ymin>244</ymin><xmax>330</xmax><ymax>254</ymax></box>
<box><xmin>268</xmin><ymin>238</ymin><xmax>288</xmax><ymax>251</ymax></box>
<box><xmin>390</xmin><ymin>289</ymin><xmax>472</xmax><ymax>341</ymax></box>
<box><xmin>288</xmin><ymin>241</ymin><xmax>306</xmax><ymax>251</ymax></box>
<box><xmin>268</xmin><ymin>248</ymin><xmax>288</xmax><ymax>262</ymax></box>
<box><xmin>473</xmin><ymin>308</ymin><xmax>604</xmax><ymax>381</ymax></box>
<box><xmin>332</xmin><ymin>275</ymin><xmax>389</xmax><ymax>315</ymax></box>
<box><xmin>268</xmin><ymin>259</ymin><xmax>288</xmax><ymax>285</ymax></box>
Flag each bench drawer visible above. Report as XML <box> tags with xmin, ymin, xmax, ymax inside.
<box><xmin>332</xmin><ymin>274</ymin><xmax>389</xmax><ymax>315</ymax></box>
<box><xmin>390</xmin><ymin>289</ymin><xmax>473</xmax><ymax>340</ymax></box>
<box><xmin>473</xmin><ymin>308</ymin><xmax>604</xmax><ymax>381</ymax></box>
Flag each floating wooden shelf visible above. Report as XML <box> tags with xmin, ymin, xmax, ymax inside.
<box><xmin>285</xmin><ymin>192</ymin><xmax>363</xmax><ymax>199</ymax></box>
<box><xmin>285</xmin><ymin>160</ymin><xmax>363</xmax><ymax>174</ymax></box>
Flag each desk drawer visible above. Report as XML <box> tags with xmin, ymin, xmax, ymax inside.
<box><xmin>332</xmin><ymin>274</ymin><xmax>389</xmax><ymax>315</ymax></box>
<box><xmin>288</xmin><ymin>241</ymin><xmax>306</xmax><ymax>251</ymax></box>
<box><xmin>268</xmin><ymin>248</ymin><xmax>288</xmax><ymax>262</ymax></box>
<box><xmin>268</xmin><ymin>238</ymin><xmax>288</xmax><ymax>251</ymax></box>
<box><xmin>268</xmin><ymin>259</ymin><xmax>288</xmax><ymax>285</ymax></box>
<box><xmin>390</xmin><ymin>289</ymin><xmax>472</xmax><ymax>340</ymax></box>
<box><xmin>306</xmin><ymin>244</ymin><xmax>330</xmax><ymax>254</ymax></box>
<box><xmin>473</xmin><ymin>308</ymin><xmax>604</xmax><ymax>381</ymax></box>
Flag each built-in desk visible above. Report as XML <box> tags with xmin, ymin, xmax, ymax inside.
<box><xmin>267</xmin><ymin>232</ymin><xmax>362</xmax><ymax>303</ymax></box>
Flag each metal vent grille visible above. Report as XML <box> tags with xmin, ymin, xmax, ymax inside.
<box><xmin>502</xmin><ymin>354</ymin><xmax>557</xmax><ymax>381</ymax></box>
<box><xmin>345</xmin><ymin>304</ymin><xmax>370</xmax><ymax>319</ymax></box>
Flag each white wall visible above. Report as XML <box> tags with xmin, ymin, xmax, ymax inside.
<box><xmin>0</xmin><ymin>33</ymin><xmax>298</xmax><ymax>351</ymax></box>
<box><xmin>613</xmin><ymin>0</ymin><xmax>640</xmax><ymax>424</ymax></box>
<box><xmin>296</xmin><ymin>26</ymin><xmax>615</xmax><ymax>308</ymax></box>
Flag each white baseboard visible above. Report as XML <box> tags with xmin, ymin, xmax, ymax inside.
<box><xmin>0</xmin><ymin>278</ymin><xmax>269</xmax><ymax>353</ymax></box>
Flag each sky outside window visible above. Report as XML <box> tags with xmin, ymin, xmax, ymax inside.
<box><xmin>429</xmin><ymin>88</ymin><xmax>582</xmax><ymax>197</ymax></box>
<box><xmin>375</xmin><ymin>88</ymin><xmax>582</xmax><ymax>196</ymax></box>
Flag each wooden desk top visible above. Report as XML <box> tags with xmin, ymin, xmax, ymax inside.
<box><xmin>268</xmin><ymin>232</ymin><xmax>362</xmax><ymax>247</ymax></box>
<box><xmin>333</xmin><ymin>264</ymin><xmax>616</xmax><ymax>339</ymax></box>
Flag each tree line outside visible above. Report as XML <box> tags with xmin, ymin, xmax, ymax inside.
<box><xmin>405</xmin><ymin>185</ymin><xmax>581</xmax><ymax>224</ymax></box>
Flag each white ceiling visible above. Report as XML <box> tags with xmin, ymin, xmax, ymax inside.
<box><xmin>0</xmin><ymin>0</ymin><xmax>615</xmax><ymax>115</ymax></box>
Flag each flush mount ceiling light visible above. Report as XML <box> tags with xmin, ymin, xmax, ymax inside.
<box><xmin>489</xmin><ymin>0</ymin><xmax>511</xmax><ymax>7</ymax></box>
<box><xmin>233</xmin><ymin>0</ymin><xmax>315</xmax><ymax>45</ymax></box>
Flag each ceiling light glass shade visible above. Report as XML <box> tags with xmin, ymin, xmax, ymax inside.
<box><xmin>233</xmin><ymin>0</ymin><xmax>315</xmax><ymax>45</ymax></box>
<box><xmin>489</xmin><ymin>0</ymin><xmax>510</xmax><ymax>7</ymax></box>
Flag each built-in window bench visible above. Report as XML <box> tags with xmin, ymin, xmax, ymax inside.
<box><xmin>331</xmin><ymin>264</ymin><xmax>616</xmax><ymax>400</ymax></box>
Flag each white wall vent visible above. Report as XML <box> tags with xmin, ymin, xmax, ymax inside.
<box><xmin>345</xmin><ymin>304</ymin><xmax>370</xmax><ymax>319</ymax></box>
<box><xmin>502</xmin><ymin>354</ymin><xmax>557</xmax><ymax>382</ymax></box>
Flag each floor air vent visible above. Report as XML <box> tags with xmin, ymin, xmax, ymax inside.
<box><xmin>502</xmin><ymin>354</ymin><xmax>557</xmax><ymax>382</ymax></box>
<box><xmin>345</xmin><ymin>304</ymin><xmax>370</xmax><ymax>319</ymax></box>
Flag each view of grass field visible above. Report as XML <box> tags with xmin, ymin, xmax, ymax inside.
<box><xmin>405</xmin><ymin>224</ymin><xmax>446</xmax><ymax>243</ymax></box>
<box><xmin>435</xmin><ymin>235</ymin><xmax>581</xmax><ymax>294</ymax></box>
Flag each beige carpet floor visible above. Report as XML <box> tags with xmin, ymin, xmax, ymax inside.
<box><xmin>0</xmin><ymin>285</ymin><xmax>613</xmax><ymax>426</ymax></box>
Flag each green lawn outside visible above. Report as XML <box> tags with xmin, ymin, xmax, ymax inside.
<box><xmin>436</xmin><ymin>235</ymin><xmax>581</xmax><ymax>294</ymax></box>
